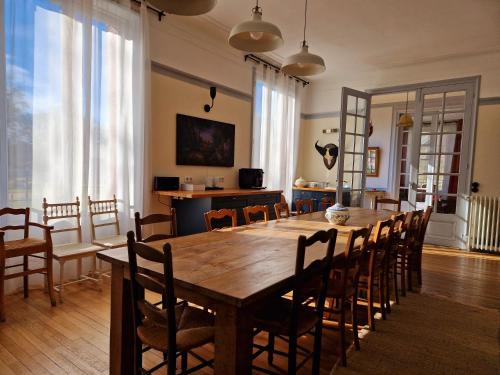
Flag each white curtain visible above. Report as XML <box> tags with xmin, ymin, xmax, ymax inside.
<box><xmin>1</xmin><ymin>0</ymin><xmax>149</xmax><ymax>231</ymax></box>
<box><xmin>252</xmin><ymin>66</ymin><xmax>302</xmax><ymax>203</ymax></box>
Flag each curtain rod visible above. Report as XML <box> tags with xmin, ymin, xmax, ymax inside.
<box><xmin>131</xmin><ymin>0</ymin><xmax>166</xmax><ymax>21</ymax></box>
<box><xmin>244</xmin><ymin>54</ymin><xmax>310</xmax><ymax>87</ymax></box>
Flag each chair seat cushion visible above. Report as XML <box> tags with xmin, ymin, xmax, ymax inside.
<box><xmin>53</xmin><ymin>242</ymin><xmax>105</xmax><ymax>260</ymax></box>
<box><xmin>4</xmin><ymin>238</ymin><xmax>47</xmax><ymax>258</ymax></box>
<box><xmin>253</xmin><ymin>297</ymin><xmax>319</xmax><ymax>336</ymax></box>
<box><xmin>92</xmin><ymin>234</ymin><xmax>127</xmax><ymax>248</ymax></box>
<box><xmin>137</xmin><ymin>305</ymin><xmax>214</xmax><ymax>352</ymax></box>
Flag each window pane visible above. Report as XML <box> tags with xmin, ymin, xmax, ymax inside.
<box><xmin>347</xmin><ymin>95</ymin><xmax>357</xmax><ymax>113</ymax></box>
<box><xmin>419</xmin><ymin>154</ymin><xmax>438</xmax><ymax>174</ymax></box>
<box><xmin>352</xmin><ymin>172</ymin><xmax>363</xmax><ymax>189</ymax></box>
<box><xmin>438</xmin><ymin>174</ymin><xmax>459</xmax><ymax>195</ymax></box>
<box><xmin>436</xmin><ymin>195</ymin><xmax>457</xmax><ymax>214</ymax></box>
<box><xmin>357</xmin><ymin>97</ymin><xmax>367</xmax><ymax>116</ymax></box>
<box><xmin>439</xmin><ymin>155</ymin><xmax>460</xmax><ymax>174</ymax></box>
<box><xmin>420</xmin><ymin>133</ymin><xmax>439</xmax><ymax>154</ymax></box>
<box><xmin>417</xmin><ymin>174</ymin><xmax>436</xmax><ymax>194</ymax></box>
<box><xmin>346</xmin><ymin>114</ymin><xmax>356</xmax><ymax>133</ymax></box>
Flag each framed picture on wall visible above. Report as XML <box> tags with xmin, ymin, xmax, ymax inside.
<box><xmin>367</xmin><ymin>147</ymin><xmax>380</xmax><ymax>177</ymax></box>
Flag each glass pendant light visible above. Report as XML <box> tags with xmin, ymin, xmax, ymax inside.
<box><xmin>228</xmin><ymin>0</ymin><xmax>284</xmax><ymax>52</ymax></box>
<box><xmin>149</xmin><ymin>0</ymin><xmax>217</xmax><ymax>16</ymax></box>
<box><xmin>282</xmin><ymin>0</ymin><xmax>325</xmax><ymax>76</ymax></box>
<box><xmin>397</xmin><ymin>92</ymin><xmax>414</xmax><ymax>127</ymax></box>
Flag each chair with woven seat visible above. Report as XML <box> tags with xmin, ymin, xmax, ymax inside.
<box><xmin>204</xmin><ymin>209</ymin><xmax>237</xmax><ymax>231</ymax></box>
<box><xmin>127</xmin><ymin>231</ymin><xmax>214</xmax><ymax>375</ymax></box>
<box><xmin>134</xmin><ymin>209</ymin><xmax>177</xmax><ymax>243</ymax></box>
<box><xmin>43</xmin><ymin>197</ymin><xmax>105</xmax><ymax>302</ymax></box>
<box><xmin>323</xmin><ymin>225</ymin><xmax>373</xmax><ymax>367</ymax></box>
<box><xmin>88</xmin><ymin>195</ymin><xmax>127</xmax><ymax>249</ymax></box>
<box><xmin>251</xmin><ymin>228</ymin><xmax>337</xmax><ymax>374</ymax></box>
<box><xmin>385</xmin><ymin>213</ymin><xmax>406</xmax><ymax>312</ymax></box>
<box><xmin>374</xmin><ymin>196</ymin><xmax>401</xmax><ymax>211</ymax></box>
<box><xmin>414</xmin><ymin>206</ymin><xmax>432</xmax><ymax>286</ymax></box>
<box><xmin>274</xmin><ymin>201</ymin><xmax>290</xmax><ymax>219</ymax></box>
<box><xmin>0</xmin><ymin>207</ymin><xmax>57</xmax><ymax>322</ymax></box>
<box><xmin>397</xmin><ymin>210</ymin><xmax>423</xmax><ymax>295</ymax></box>
<box><xmin>243</xmin><ymin>205</ymin><xmax>269</xmax><ymax>225</ymax></box>
<box><xmin>357</xmin><ymin>219</ymin><xmax>394</xmax><ymax>330</ymax></box>
<box><xmin>295</xmin><ymin>199</ymin><xmax>314</xmax><ymax>215</ymax></box>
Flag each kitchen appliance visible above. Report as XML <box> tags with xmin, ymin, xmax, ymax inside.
<box><xmin>153</xmin><ymin>176</ymin><xmax>180</xmax><ymax>191</ymax></box>
<box><xmin>239</xmin><ymin>168</ymin><xmax>265</xmax><ymax>189</ymax></box>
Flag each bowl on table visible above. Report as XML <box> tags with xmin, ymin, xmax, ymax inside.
<box><xmin>325</xmin><ymin>203</ymin><xmax>350</xmax><ymax>225</ymax></box>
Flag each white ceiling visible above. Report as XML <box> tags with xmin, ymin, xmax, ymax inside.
<box><xmin>203</xmin><ymin>0</ymin><xmax>500</xmax><ymax>82</ymax></box>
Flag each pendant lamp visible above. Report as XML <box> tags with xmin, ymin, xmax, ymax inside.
<box><xmin>282</xmin><ymin>0</ymin><xmax>325</xmax><ymax>76</ymax></box>
<box><xmin>148</xmin><ymin>0</ymin><xmax>217</xmax><ymax>16</ymax></box>
<box><xmin>397</xmin><ymin>92</ymin><xmax>414</xmax><ymax>127</ymax></box>
<box><xmin>228</xmin><ymin>0</ymin><xmax>283</xmax><ymax>52</ymax></box>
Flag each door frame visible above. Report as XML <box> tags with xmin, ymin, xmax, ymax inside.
<box><xmin>366</xmin><ymin>76</ymin><xmax>481</xmax><ymax>248</ymax></box>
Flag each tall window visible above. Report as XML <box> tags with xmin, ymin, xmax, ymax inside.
<box><xmin>252</xmin><ymin>68</ymin><xmax>301</xmax><ymax>202</ymax></box>
<box><xmin>1</xmin><ymin>0</ymin><xmax>147</xmax><ymax>228</ymax></box>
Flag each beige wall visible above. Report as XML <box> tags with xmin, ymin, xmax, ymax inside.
<box><xmin>473</xmin><ymin>104</ymin><xmax>500</xmax><ymax>196</ymax></box>
<box><xmin>149</xmin><ymin>71</ymin><xmax>252</xmax><ymax>211</ymax></box>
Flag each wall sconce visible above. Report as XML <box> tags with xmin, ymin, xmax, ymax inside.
<box><xmin>204</xmin><ymin>86</ymin><xmax>217</xmax><ymax>112</ymax></box>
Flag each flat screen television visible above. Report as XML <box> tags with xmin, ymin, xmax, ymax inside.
<box><xmin>176</xmin><ymin>114</ymin><xmax>235</xmax><ymax>167</ymax></box>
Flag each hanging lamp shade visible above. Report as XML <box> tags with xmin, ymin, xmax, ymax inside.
<box><xmin>282</xmin><ymin>42</ymin><xmax>325</xmax><ymax>76</ymax></box>
<box><xmin>397</xmin><ymin>113</ymin><xmax>414</xmax><ymax>128</ymax></box>
<box><xmin>228</xmin><ymin>6</ymin><xmax>283</xmax><ymax>52</ymax></box>
<box><xmin>149</xmin><ymin>0</ymin><xmax>217</xmax><ymax>16</ymax></box>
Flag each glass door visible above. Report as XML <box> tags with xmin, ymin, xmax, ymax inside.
<box><xmin>337</xmin><ymin>87</ymin><xmax>372</xmax><ymax>207</ymax></box>
<box><xmin>409</xmin><ymin>83</ymin><xmax>475</xmax><ymax>247</ymax></box>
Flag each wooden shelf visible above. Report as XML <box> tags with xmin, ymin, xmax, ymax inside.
<box><xmin>155</xmin><ymin>188</ymin><xmax>283</xmax><ymax>199</ymax></box>
<box><xmin>292</xmin><ymin>186</ymin><xmax>337</xmax><ymax>193</ymax></box>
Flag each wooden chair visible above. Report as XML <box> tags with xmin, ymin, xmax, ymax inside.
<box><xmin>243</xmin><ymin>205</ymin><xmax>269</xmax><ymax>225</ymax></box>
<box><xmin>323</xmin><ymin>225</ymin><xmax>373</xmax><ymax>367</ymax></box>
<box><xmin>43</xmin><ymin>197</ymin><xmax>105</xmax><ymax>302</ymax></box>
<box><xmin>134</xmin><ymin>209</ymin><xmax>177</xmax><ymax>243</ymax></box>
<box><xmin>397</xmin><ymin>210</ymin><xmax>423</xmax><ymax>295</ymax></box>
<box><xmin>357</xmin><ymin>219</ymin><xmax>394</xmax><ymax>330</ymax></box>
<box><xmin>126</xmin><ymin>231</ymin><xmax>214</xmax><ymax>375</ymax></box>
<box><xmin>204</xmin><ymin>209</ymin><xmax>237</xmax><ymax>231</ymax></box>
<box><xmin>274</xmin><ymin>202</ymin><xmax>290</xmax><ymax>219</ymax></box>
<box><xmin>252</xmin><ymin>229</ymin><xmax>337</xmax><ymax>374</ymax></box>
<box><xmin>385</xmin><ymin>213</ymin><xmax>406</xmax><ymax>312</ymax></box>
<box><xmin>375</xmin><ymin>196</ymin><xmax>401</xmax><ymax>211</ymax></box>
<box><xmin>414</xmin><ymin>206</ymin><xmax>432</xmax><ymax>286</ymax></box>
<box><xmin>88</xmin><ymin>195</ymin><xmax>127</xmax><ymax>249</ymax></box>
<box><xmin>320</xmin><ymin>196</ymin><xmax>335</xmax><ymax>211</ymax></box>
<box><xmin>295</xmin><ymin>199</ymin><xmax>314</xmax><ymax>215</ymax></box>
<box><xmin>0</xmin><ymin>207</ymin><xmax>56</xmax><ymax>322</ymax></box>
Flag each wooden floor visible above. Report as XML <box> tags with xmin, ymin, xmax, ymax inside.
<box><xmin>0</xmin><ymin>245</ymin><xmax>498</xmax><ymax>374</ymax></box>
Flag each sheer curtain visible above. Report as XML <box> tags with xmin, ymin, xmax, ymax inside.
<box><xmin>252</xmin><ymin>66</ymin><xmax>302</xmax><ymax>202</ymax></box>
<box><xmin>1</xmin><ymin>0</ymin><xmax>149</xmax><ymax>230</ymax></box>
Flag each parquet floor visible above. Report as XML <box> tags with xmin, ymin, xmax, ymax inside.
<box><xmin>0</xmin><ymin>245</ymin><xmax>498</xmax><ymax>374</ymax></box>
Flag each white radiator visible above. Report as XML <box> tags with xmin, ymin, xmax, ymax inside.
<box><xmin>468</xmin><ymin>196</ymin><xmax>500</xmax><ymax>252</ymax></box>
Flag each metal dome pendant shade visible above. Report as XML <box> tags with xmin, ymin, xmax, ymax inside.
<box><xmin>397</xmin><ymin>92</ymin><xmax>414</xmax><ymax>128</ymax></box>
<box><xmin>282</xmin><ymin>0</ymin><xmax>325</xmax><ymax>77</ymax></box>
<box><xmin>228</xmin><ymin>1</ymin><xmax>283</xmax><ymax>52</ymax></box>
<box><xmin>149</xmin><ymin>0</ymin><xmax>217</xmax><ymax>16</ymax></box>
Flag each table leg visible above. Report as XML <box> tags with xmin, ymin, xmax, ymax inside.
<box><xmin>109</xmin><ymin>263</ymin><xmax>134</xmax><ymax>375</ymax></box>
<box><xmin>214</xmin><ymin>303</ymin><xmax>253</xmax><ymax>375</ymax></box>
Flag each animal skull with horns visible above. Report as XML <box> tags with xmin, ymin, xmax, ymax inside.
<box><xmin>315</xmin><ymin>141</ymin><xmax>339</xmax><ymax>170</ymax></box>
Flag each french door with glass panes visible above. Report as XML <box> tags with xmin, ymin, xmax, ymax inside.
<box><xmin>337</xmin><ymin>87</ymin><xmax>372</xmax><ymax>207</ymax></box>
<box><xmin>407</xmin><ymin>83</ymin><xmax>475</xmax><ymax>248</ymax></box>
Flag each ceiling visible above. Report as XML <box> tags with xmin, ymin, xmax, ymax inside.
<box><xmin>202</xmin><ymin>0</ymin><xmax>500</xmax><ymax>82</ymax></box>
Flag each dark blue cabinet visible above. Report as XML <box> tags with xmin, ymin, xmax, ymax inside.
<box><xmin>292</xmin><ymin>188</ymin><xmax>351</xmax><ymax>211</ymax></box>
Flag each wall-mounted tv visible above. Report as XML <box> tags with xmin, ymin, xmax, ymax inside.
<box><xmin>176</xmin><ymin>114</ymin><xmax>235</xmax><ymax>167</ymax></box>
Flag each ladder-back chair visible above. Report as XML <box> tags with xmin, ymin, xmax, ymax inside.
<box><xmin>135</xmin><ymin>208</ymin><xmax>177</xmax><ymax>243</ymax></box>
<box><xmin>88</xmin><ymin>195</ymin><xmax>127</xmax><ymax>249</ymax></box>
<box><xmin>374</xmin><ymin>196</ymin><xmax>401</xmax><ymax>211</ymax></box>
<box><xmin>204</xmin><ymin>209</ymin><xmax>237</xmax><ymax>231</ymax></box>
<box><xmin>243</xmin><ymin>205</ymin><xmax>269</xmax><ymax>225</ymax></box>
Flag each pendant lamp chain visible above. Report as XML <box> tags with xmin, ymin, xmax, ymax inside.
<box><xmin>302</xmin><ymin>0</ymin><xmax>308</xmax><ymax>45</ymax></box>
<box><xmin>405</xmin><ymin>91</ymin><xmax>409</xmax><ymax>113</ymax></box>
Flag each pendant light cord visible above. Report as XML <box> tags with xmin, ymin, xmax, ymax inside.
<box><xmin>405</xmin><ymin>91</ymin><xmax>409</xmax><ymax>113</ymax></box>
<box><xmin>302</xmin><ymin>0</ymin><xmax>308</xmax><ymax>45</ymax></box>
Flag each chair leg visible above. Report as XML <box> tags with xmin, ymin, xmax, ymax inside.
<box><xmin>379</xmin><ymin>273</ymin><xmax>386</xmax><ymax>320</ymax></box>
<box><xmin>134</xmin><ymin>338</ymin><xmax>142</xmax><ymax>375</ymax></box>
<box><xmin>407</xmin><ymin>255</ymin><xmax>413</xmax><ymax>292</ymax></box>
<box><xmin>59</xmin><ymin>261</ymin><xmax>65</xmax><ymax>303</ymax></box>
<box><xmin>0</xmin><ymin>254</ymin><xmax>5</xmax><ymax>322</ymax></box>
<box><xmin>23</xmin><ymin>255</ymin><xmax>29</xmax><ymax>298</ymax></box>
<box><xmin>339</xmin><ymin>300</ymin><xmax>347</xmax><ymax>366</ymax></box>
<box><xmin>385</xmin><ymin>269</ymin><xmax>391</xmax><ymax>314</ymax></box>
<box><xmin>417</xmin><ymin>251</ymin><xmax>423</xmax><ymax>285</ymax></box>
<box><xmin>367</xmin><ymin>278</ymin><xmax>375</xmax><ymax>331</ymax></box>
<box><xmin>46</xmin><ymin>254</ymin><xmax>56</xmax><ymax>307</ymax></box>
<box><xmin>288</xmin><ymin>332</ymin><xmax>297</xmax><ymax>374</ymax></box>
<box><xmin>312</xmin><ymin>322</ymin><xmax>323</xmax><ymax>375</ymax></box>
<box><xmin>267</xmin><ymin>332</ymin><xmax>275</xmax><ymax>365</ymax></box>
<box><xmin>400</xmin><ymin>254</ymin><xmax>407</xmax><ymax>297</ymax></box>
<box><xmin>167</xmin><ymin>347</ymin><xmax>176</xmax><ymax>375</ymax></box>
<box><xmin>181</xmin><ymin>351</ymin><xmax>188</xmax><ymax>372</ymax></box>
<box><xmin>352</xmin><ymin>292</ymin><xmax>360</xmax><ymax>351</ymax></box>
<box><xmin>77</xmin><ymin>258</ymin><xmax>82</xmax><ymax>280</ymax></box>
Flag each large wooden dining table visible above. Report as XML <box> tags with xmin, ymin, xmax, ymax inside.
<box><xmin>97</xmin><ymin>207</ymin><xmax>397</xmax><ymax>375</ymax></box>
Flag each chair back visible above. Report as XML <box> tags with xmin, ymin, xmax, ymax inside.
<box><xmin>291</xmin><ymin>229</ymin><xmax>337</xmax><ymax>330</ymax></box>
<box><xmin>375</xmin><ymin>196</ymin><xmax>401</xmax><ymax>211</ymax></box>
<box><xmin>88</xmin><ymin>195</ymin><xmax>120</xmax><ymax>241</ymax></box>
<box><xmin>369</xmin><ymin>219</ymin><xmax>394</xmax><ymax>274</ymax></box>
<box><xmin>331</xmin><ymin>225</ymin><xmax>373</xmax><ymax>297</ymax></box>
<box><xmin>126</xmin><ymin>231</ymin><xmax>177</xmax><ymax>356</ymax></box>
<box><xmin>403</xmin><ymin>210</ymin><xmax>424</xmax><ymax>249</ymax></box>
<box><xmin>0</xmin><ymin>207</ymin><xmax>30</xmax><ymax>238</ymax></box>
<box><xmin>274</xmin><ymin>202</ymin><xmax>290</xmax><ymax>219</ymax></box>
<box><xmin>295</xmin><ymin>199</ymin><xmax>314</xmax><ymax>215</ymax></box>
<box><xmin>418</xmin><ymin>206</ymin><xmax>432</xmax><ymax>245</ymax></box>
<box><xmin>135</xmin><ymin>209</ymin><xmax>177</xmax><ymax>243</ymax></box>
<box><xmin>204</xmin><ymin>209</ymin><xmax>237</xmax><ymax>231</ymax></box>
<box><xmin>320</xmin><ymin>197</ymin><xmax>334</xmax><ymax>211</ymax></box>
<box><xmin>243</xmin><ymin>205</ymin><xmax>269</xmax><ymax>225</ymax></box>
<box><xmin>43</xmin><ymin>197</ymin><xmax>83</xmax><ymax>243</ymax></box>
